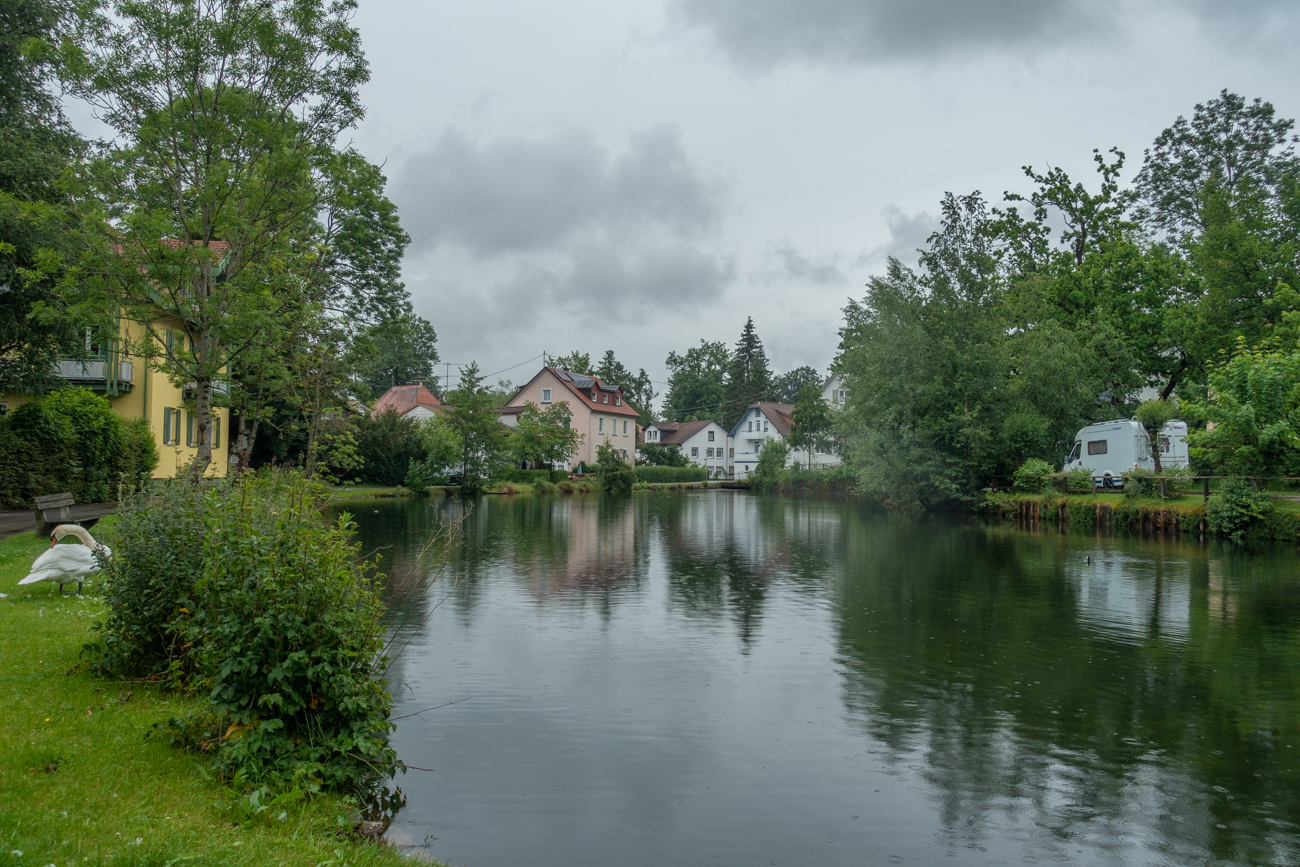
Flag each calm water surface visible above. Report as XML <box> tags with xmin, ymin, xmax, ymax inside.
<box><xmin>344</xmin><ymin>492</ymin><xmax>1300</xmax><ymax>867</ymax></box>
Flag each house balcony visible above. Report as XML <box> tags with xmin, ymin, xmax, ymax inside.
<box><xmin>56</xmin><ymin>359</ymin><xmax>134</xmax><ymax>391</ymax></box>
<box><xmin>182</xmin><ymin>380</ymin><xmax>230</xmax><ymax>400</ymax></box>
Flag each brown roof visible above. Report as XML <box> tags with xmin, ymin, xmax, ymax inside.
<box><xmin>657</xmin><ymin>419</ymin><xmax>713</xmax><ymax>445</ymax></box>
<box><xmin>371</xmin><ymin>384</ymin><xmax>442</xmax><ymax>417</ymax></box>
<box><xmin>509</xmin><ymin>367</ymin><xmax>641</xmax><ymax>418</ymax></box>
<box><xmin>746</xmin><ymin>402</ymin><xmax>795</xmax><ymax>438</ymax></box>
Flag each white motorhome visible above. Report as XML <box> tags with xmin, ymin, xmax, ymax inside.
<box><xmin>1064</xmin><ymin>419</ymin><xmax>1190</xmax><ymax>484</ymax></box>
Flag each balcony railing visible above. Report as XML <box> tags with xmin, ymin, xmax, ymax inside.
<box><xmin>56</xmin><ymin>359</ymin><xmax>134</xmax><ymax>383</ymax></box>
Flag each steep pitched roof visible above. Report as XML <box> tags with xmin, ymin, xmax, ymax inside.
<box><xmin>508</xmin><ymin>367</ymin><xmax>641</xmax><ymax>418</ymax></box>
<box><xmin>658</xmin><ymin>419</ymin><xmax>713</xmax><ymax>445</ymax></box>
<box><xmin>730</xmin><ymin>402</ymin><xmax>795</xmax><ymax>437</ymax></box>
<box><xmin>371</xmin><ymin>384</ymin><xmax>442</xmax><ymax>417</ymax></box>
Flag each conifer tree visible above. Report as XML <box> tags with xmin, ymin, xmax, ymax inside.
<box><xmin>725</xmin><ymin>317</ymin><xmax>773</xmax><ymax>427</ymax></box>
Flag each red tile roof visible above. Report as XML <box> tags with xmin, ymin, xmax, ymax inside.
<box><xmin>657</xmin><ymin>419</ymin><xmax>713</xmax><ymax>445</ymax></box>
<box><xmin>745</xmin><ymin>402</ymin><xmax>795</xmax><ymax>438</ymax></box>
<box><xmin>371</xmin><ymin>384</ymin><xmax>442</xmax><ymax>417</ymax></box>
<box><xmin>511</xmin><ymin>367</ymin><xmax>641</xmax><ymax>418</ymax></box>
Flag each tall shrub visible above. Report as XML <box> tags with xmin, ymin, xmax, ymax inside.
<box><xmin>87</xmin><ymin>476</ymin><xmax>209</xmax><ymax>682</ymax></box>
<box><xmin>749</xmin><ymin>439</ymin><xmax>789</xmax><ymax>493</ymax></box>
<box><xmin>191</xmin><ymin>472</ymin><xmax>395</xmax><ymax>789</ymax></box>
<box><xmin>1207</xmin><ymin>477</ymin><xmax>1274</xmax><ymax>542</ymax></box>
<box><xmin>596</xmin><ymin>442</ymin><xmax>636</xmax><ymax>493</ymax></box>
<box><xmin>355</xmin><ymin>409</ymin><xmax>425</xmax><ymax>486</ymax></box>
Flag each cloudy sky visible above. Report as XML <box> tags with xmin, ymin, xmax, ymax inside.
<box><xmin>342</xmin><ymin>0</ymin><xmax>1299</xmax><ymax>400</ymax></box>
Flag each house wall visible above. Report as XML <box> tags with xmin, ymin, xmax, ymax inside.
<box><xmin>507</xmin><ymin>369</ymin><xmax>637</xmax><ymax>469</ymax></box>
<box><xmin>677</xmin><ymin>423</ymin><xmax>731</xmax><ymax>478</ymax></box>
<box><xmin>729</xmin><ymin>406</ymin><xmax>784</xmax><ymax>479</ymax></box>
<box><xmin>0</xmin><ymin>314</ymin><xmax>229</xmax><ymax>480</ymax></box>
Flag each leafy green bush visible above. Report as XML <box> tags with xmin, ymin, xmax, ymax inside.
<box><xmin>635</xmin><ymin>465</ymin><xmax>707</xmax><ymax>484</ymax></box>
<box><xmin>1207</xmin><ymin>476</ymin><xmax>1274</xmax><ymax>542</ymax></box>
<box><xmin>1012</xmin><ymin>458</ymin><xmax>1055</xmax><ymax>491</ymax></box>
<box><xmin>86</xmin><ymin>476</ymin><xmax>210</xmax><ymax>683</ymax></box>
<box><xmin>190</xmin><ymin>471</ymin><xmax>395</xmax><ymax>790</ymax></box>
<box><xmin>1123</xmin><ymin>467</ymin><xmax>1157</xmax><ymax>497</ymax></box>
<box><xmin>354</xmin><ymin>409</ymin><xmax>425</xmax><ymax>486</ymax></box>
<box><xmin>0</xmin><ymin>389</ymin><xmax>156</xmax><ymax>508</ymax></box>
<box><xmin>596</xmin><ymin>443</ymin><xmax>636</xmax><ymax>493</ymax></box>
<box><xmin>749</xmin><ymin>439</ymin><xmax>790</xmax><ymax>493</ymax></box>
<box><xmin>638</xmin><ymin>442</ymin><xmax>689</xmax><ymax>467</ymax></box>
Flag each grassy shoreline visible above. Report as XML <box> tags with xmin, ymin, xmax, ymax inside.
<box><xmin>0</xmin><ymin>519</ymin><xmax>431</xmax><ymax>866</ymax></box>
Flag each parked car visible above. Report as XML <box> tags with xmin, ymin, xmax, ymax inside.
<box><xmin>1064</xmin><ymin>419</ymin><xmax>1190</xmax><ymax>486</ymax></box>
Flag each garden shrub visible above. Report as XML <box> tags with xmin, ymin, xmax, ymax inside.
<box><xmin>354</xmin><ymin>409</ymin><xmax>425</xmax><ymax>486</ymax></box>
<box><xmin>498</xmin><ymin>468</ymin><xmax>569</xmax><ymax>484</ymax></box>
<box><xmin>1123</xmin><ymin>468</ymin><xmax>1157</xmax><ymax>497</ymax></box>
<box><xmin>635</xmin><ymin>465</ymin><xmax>707</xmax><ymax>484</ymax></box>
<box><xmin>0</xmin><ymin>389</ymin><xmax>156</xmax><ymax>508</ymax></box>
<box><xmin>1012</xmin><ymin>458</ymin><xmax>1055</xmax><ymax>492</ymax></box>
<box><xmin>596</xmin><ymin>443</ymin><xmax>636</xmax><ymax>494</ymax></box>
<box><xmin>749</xmin><ymin>440</ymin><xmax>790</xmax><ymax>493</ymax></box>
<box><xmin>87</xmin><ymin>476</ymin><xmax>209</xmax><ymax>683</ymax></box>
<box><xmin>190</xmin><ymin>471</ymin><xmax>395</xmax><ymax>790</ymax></box>
<box><xmin>1207</xmin><ymin>477</ymin><xmax>1274</xmax><ymax>542</ymax></box>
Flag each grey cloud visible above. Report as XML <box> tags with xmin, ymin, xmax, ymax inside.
<box><xmin>671</xmin><ymin>0</ymin><xmax>1111</xmax><ymax>67</ymax></box>
<box><xmin>763</xmin><ymin>242</ymin><xmax>847</xmax><ymax>285</ymax></box>
<box><xmin>859</xmin><ymin>206</ymin><xmax>939</xmax><ymax>267</ymax></box>
<box><xmin>394</xmin><ymin>125</ymin><xmax>726</xmax><ymax>256</ymax></box>
<box><xmin>496</xmin><ymin>242</ymin><xmax>735</xmax><ymax>322</ymax></box>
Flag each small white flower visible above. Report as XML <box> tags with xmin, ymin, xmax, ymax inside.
<box><xmin>134</xmin><ymin>837</ymin><xmax>143</xmax><ymax>845</ymax></box>
<box><xmin>0</xmin><ymin>592</ymin><xmax>8</xmax><ymax>598</ymax></box>
<box><xmin>10</xmin><ymin>851</ymin><xmax>21</xmax><ymax>858</ymax></box>
<box><xmin>277</xmin><ymin>811</ymin><xmax>287</xmax><ymax>822</ymax></box>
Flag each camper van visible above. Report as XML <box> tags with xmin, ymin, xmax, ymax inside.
<box><xmin>1064</xmin><ymin>419</ymin><xmax>1190</xmax><ymax>484</ymax></box>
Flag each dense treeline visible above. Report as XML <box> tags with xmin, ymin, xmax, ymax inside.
<box><xmin>834</xmin><ymin>91</ymin><xmax>1300</xmax><ymax>510</ymax></box>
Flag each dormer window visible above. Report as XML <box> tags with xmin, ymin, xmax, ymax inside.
<box><xmin>615</xmin><ymin>396</ymin><xmax>621</xmax><ymax>405</ymax></box>
<box><xmin>591</xmin><ymin>390</ymin><xmax>597</xmax><ymax>400</ymax></box>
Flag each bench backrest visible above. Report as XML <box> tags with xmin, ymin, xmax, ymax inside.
<box><xmin>34</xmin><ymin>493</ymin><xmax>75</xmax><ymax>510</ymax></box>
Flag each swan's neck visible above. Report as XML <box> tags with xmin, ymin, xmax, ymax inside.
<box><xmin>54</xmin><ymin>524</ymin><xmax>96</xmax><ymax>548</ymax></box>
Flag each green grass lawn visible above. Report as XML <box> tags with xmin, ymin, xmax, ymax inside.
<box><xmin>0</xmin><ymin>521</ymin><xmax>430</xmax><ymax>867</ymax></box>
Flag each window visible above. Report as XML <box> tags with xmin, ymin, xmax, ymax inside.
<box><xmin>213</xmin><ymin>416</ymin><xmax>221</xmax><ymax>449</ymax></box>
<box><xmin>602</xmin><ymin>394</ymin><xmax>608</xmax><ymax>404</ymax></box>
<box><xmin>615</xmin><ymin>396</ymin><xmax>621</xmax><ymax>405</ymax></box>
<box><xmin>591</xmin><ymin>390</ymin><xmax>597</xmax><ymax>400</ymax></box>
<box><xmin>763</xmin><ymin>421</ymin><xmax>769</xmax><ymax>432</ymax></box>
<box><xmin>1087</xmin><ymin>439</ymin><xmax>1108</xmax><ymax>455</ymax></box>
<box><xmin>691</xmin><ymin>446</ymin><xmax>698</xmax><ymax>457</ymax></box>
<box><xmin>1158</xmin><ymin>435</ymin><xmax>1171</xmax><ymax>454</ymax></box>
<box><xmin>747</xmin><ymin>422</ymin><xmax>753</xmax><ymax>432</ymax></box>
<box><xmin>163</xmin><ymin>407</ymin><xmax>172</xmax><ymax>445</ymax></box>
<box><xmin>621</xmin><ymin>448</ymin><xmax>627</xmax><ymax>459</ymax></box>
<box><xmin>838</xmin><ymin>389</ymin><xmax>845</xmax><ymax>402</ymax></box>
<box><xmin>729</xmin><ymin>448</ymin><xmax>734</xmax><ymax>458</ymax></box>
<box><xmin>541</xmin><ymin>388</ymin><xmax>552</xmax><ymax>404</ymax></box>
<box><xmin>186</xmin><ymin>411</ymin><xmax>195</xmax><ymax>447</ymax></box>
<box><xmin>1067</xmin><ymin>442</ymin><xmax>1081</xmax><ymax>463</ymax></box>
<box><xmin>623</xmin><ymin>420</ymin><xmax>628</xmax><ymax>435</ymax></box>
<box><xmin>708</xmin><ymin>430</ymin><xmax>715</xmax><ymax>442</ymax></box>
<box><xmin>599</xmin><ymin>417</ymin><xmax>605</xmax><ymax>433</ymax></box>
<box><xmin>706</xmin><ymin>447</ymin><xmax>714</xmax><ymax>458</ymax></box>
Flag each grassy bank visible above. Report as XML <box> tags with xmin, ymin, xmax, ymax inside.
<box><xmin>985</xmin><ymin>490</ymin><xmax>1300</xmax><ymax>542</ymax></box>
<box><xmin>0</xmin><ymin>521</ymin><xmax>426</xmax><ymax>866</ymax></box>
<box><xmin>325</xmin><ymin>484</ymin><xmax>419</xmax><ymax>501</ymax></box>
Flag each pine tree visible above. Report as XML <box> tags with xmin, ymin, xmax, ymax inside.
<box><xmin>724</xmin><ymin>318</ymin><xmax>773</xmax><ymax>427</ymax></box>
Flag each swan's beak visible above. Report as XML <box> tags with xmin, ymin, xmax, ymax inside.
<box><xmin>49</xmin><ymin>536</ymin><xmax>56</xmax><ymax>548</ymax></box>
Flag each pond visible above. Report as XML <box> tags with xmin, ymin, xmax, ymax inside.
<box><xmin>344</xmin><ymin>491</ymin><xmax>1300</xmax><ymax>867</ymax></box>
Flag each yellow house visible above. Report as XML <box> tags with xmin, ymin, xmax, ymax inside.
<box><xmin>1</xmin><ymin>311</ymin><xmax>230</xmax><ymax>480</ymax></box>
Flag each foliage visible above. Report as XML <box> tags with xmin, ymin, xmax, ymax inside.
<box><xmin>635</xmin><ymin>465</ymin><xmax>707</xmax><ymax>484</ymax></box>
<box><xmin>1185</xmin><ymin>341</ymin><xmax>1300</xmax><ymax>477</ymax></box>
<box><xmin>595</xmin><ymin>442</ymin><xmax>636</xmax><ymax>493</ymax></box>
<box><xmin>352</xmin><ymin>311</ymin><xmax>438</xmax><ymax>399</ymax></box>
<box><xmin>788</xmin><ymin>386</ymin><xmax>834</xmax><ymax>463</ymax></box>
<box><xmin>189</xmin><ymin>471</ymin><xmax>394</xmax><ymax>790</ymax></box>
<box><xmin>724</xmin><ymin>317</ymin><xmax>774</xmax><ymax>428</ymax></box>
<box><xmin>638</xmin><ymin>442</ymin><xmax>689</xmax><ymax>467</ymax></box>
<box><xmin>86</xmin><ymin>477</ymin><xmax>209</xmax><ymax>683</ymax></box>
<box><xmin>57</xmin><ymin>0</ymin><xmax>374</xmax><ymax>473</ymax></box>
<box><xmin>551</xmin><ymin>350</ymin><xmax>592</xmax><ymax>373</ymax></box>
<box><xmin>664</xmin><ymin>339</ymin><xmax>729</xmax><ymax>424</ymax></box>
<box><xmin>1122</xmin><ymin>467</ymin><xmax>1158</xmax><ymax>498</ymax></box>
<box><xmin>593</xmin><ymin>350</ymin><xmax>656</xmax><ymax>425</ymax></box>
<box><xmin>509</xmin><ymin>400</ymin><xmax>582</xmax><ymax>468</ymax></box>
<box><xmin>404</xmin><ymin>411</ymin><xmax>461</xmax><ymax>489</ymax></box>
<box><xmin>0</xmin><ymin>389</ymin><xmax>155</xmax><ymax>507</ymax></box>
<box><xmin>1206</xmin><ymin>477</ymin><xmax>1274</xmax><ymax>542</ymax></box>
<box><xmin>444</xmin><ymin>362</ymin><xmax>510</xmax><ymax>493</ymax></box>
<box><xmin>312</xmin><ymin>426</ymin><xmax>364</xmax><ymax>485</ymax></box>
<box><xmin>748</xmin><ymin>438</ymin><xmax>789</xmax><ymax>494</ymax></box>
<box><xmin>497</xmin><ymin>468</ymin><xmax>570</xmax><ymax>484</ymax></box>
<box><xmin>1012</xmin><ymin>458</ymin><xmax>1056</xmax><ymax>492</ymax></box>
<box><xmin>1133</xmin><ymin>399</ymin><xmax>1176</xmax><ymax>474</ymax></box>
<box><xmin>354</xmin><ymin>409</ymin><xmax>425</xmax><ymax>487</ymax></box>
<box><xmin>772</xmin><ymin>366</ymin><xmax>824</xmax><ymax>404</ymax></box>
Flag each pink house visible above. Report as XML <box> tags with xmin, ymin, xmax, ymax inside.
<box><xmin>499</xmin><ymin>367</ymin><xmax>640</xmax><ymax>469</ymax></box>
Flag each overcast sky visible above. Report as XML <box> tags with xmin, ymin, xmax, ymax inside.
<box><xmin>218</xmin><ymin>2</ymin><xmax>1300</xmax><ymax>398</ymax></box>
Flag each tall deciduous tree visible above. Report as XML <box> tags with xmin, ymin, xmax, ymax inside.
<box><xmin>510</xmin><ymin>401</ymin><xmax>582</xmax><ymax>469</ymax></box>
<box><xmin>0</xmin><ymin>0</ymin><xmax>84</xmax><ymax>393</ymax></box>
<box><xmin>664</xmin><ymin>339</ymin><xmax>729</xmax><ymax>424</ymax></box>
<box><xmin>444</xmin><ymin>361</ymin><xmax>508</xmax><ymax>492</ymax></box>
<box><xmin>772</xmin><ymin>366</ymin><xmax>823</xmax><ymax>404</ymax></box>
<box><xmin>59</xmin><ymin>0</ymin><xmax>370</xmax><ymax>473</ymax></box>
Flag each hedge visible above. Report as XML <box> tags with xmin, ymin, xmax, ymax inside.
<box><xmin>498</xmin><ymin>468</ymin><xmax>569</xmax><ymax>484</ymax></box>
<box><xmin>636</xmin><ymin>466</ymin><xmax>707</xmax><ymax>484</ymax></box>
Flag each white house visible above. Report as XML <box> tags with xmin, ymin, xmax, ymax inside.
<box><xmin>643</xmin><ymin>419</ymin><xmax>732</xmax><ymax>478</ymax></box>
<box><xmin>371</xmin><ymin>383</ymin><xmax>443</xmax><ymax>421</ymax></box>
<box><xmin>727</xmin><ymin>402</ymin><xmax>795</xmax><ymax>479</ymax></box>
<box><xmin>822</xmin><ymin>373</ymin><xmax>846</xmax><ymax>408</ymax></box>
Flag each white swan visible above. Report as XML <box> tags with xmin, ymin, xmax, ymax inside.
<box><xmin>19</xmin><ymin>524</ymin><xmax>112</xmax><ymax>594</ymax></box>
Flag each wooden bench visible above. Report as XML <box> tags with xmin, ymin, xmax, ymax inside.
<box><xmin>33</xmin><ymin>493</ymin><xmax>104</xmax><ymax>537</ymax></box>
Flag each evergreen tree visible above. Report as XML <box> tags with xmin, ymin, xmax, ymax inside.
<box><xmin>724</xmin><ymin>317</ymin><xmax>774</xmax><ymax>427</ymax></box>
